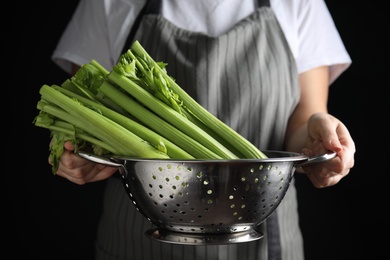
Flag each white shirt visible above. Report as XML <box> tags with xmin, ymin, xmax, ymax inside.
<box><xmin>52</xmin><ymin>0</ymin><xmax>351</xmax><ymax>85</ymax></box>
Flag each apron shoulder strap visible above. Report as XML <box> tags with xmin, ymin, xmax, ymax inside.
<box><xmin>121</xmin><ymin>0</ymin><xmax>161</xmax><ymax>55</ymax></box>
<box><xmin>258</xmin><ymin>0</ymin><xmax>270</xmax><ymax>7</ymax></box>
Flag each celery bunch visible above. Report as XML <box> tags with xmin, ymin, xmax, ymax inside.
<box><xmin>33</xmin><ymin>41</ymin><xmax>266</xmax><ymax>173</ymax></box>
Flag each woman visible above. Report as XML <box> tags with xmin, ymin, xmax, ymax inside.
<box><xmin>51</xmin><ymin>0</ymin><xmax>355</xmax><ymax>259</ymax></box>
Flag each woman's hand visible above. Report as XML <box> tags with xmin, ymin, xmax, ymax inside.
<box><xmin>48</xmin><ymin>141</ymin><xmax>118</xmax><ymax>185</ymax></box>
<box><xmin>300</xmin><ymin>112</ymin><xmax>355</xmax><ymax>188</ymax></box>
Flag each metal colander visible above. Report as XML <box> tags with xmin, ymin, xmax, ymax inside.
<box><xmin>79</xmin><ymin>150</ymin><xmax>336</xmax><ymax>245</ymax></box>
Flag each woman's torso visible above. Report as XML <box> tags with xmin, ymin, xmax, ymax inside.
<box><xmin>95</xmin><ymin>2</ymin><xmax>303</xmax><ymax>260</ymax></box>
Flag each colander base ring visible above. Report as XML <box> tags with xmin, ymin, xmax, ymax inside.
<box><xmin>145</xmin><ymin>228</ymin><xmax>263</xmax><ymax>245</ymax></box>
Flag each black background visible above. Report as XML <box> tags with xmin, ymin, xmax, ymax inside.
<box><xmin>6</xmin><ymin>1</ymin><xmax>385</xmax><ymax>259</ymax></box>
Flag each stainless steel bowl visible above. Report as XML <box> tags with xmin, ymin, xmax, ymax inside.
<box><xmin>79</xmin><ymin>150</ymin><xmax>336</xmax><ymax>245</ymax></box>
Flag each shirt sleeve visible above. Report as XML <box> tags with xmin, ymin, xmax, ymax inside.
<box><xmin>295</xmin><ymin>0</ymin><xmax>352</xmax><ymax>85</ymax></box>
<box><xmin>51</xmin><ymin>0</ymin><xmax>146</xmax><ymax>74</ymax></box>
<box><xmin>272</xmin><ymin>0</ymin><xmax>351</xmax><ymax>85</ymax></box>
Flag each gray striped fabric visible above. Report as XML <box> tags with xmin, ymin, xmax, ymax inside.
<box><xmin>95</xmin><ymin>7</ymin><xmax>302</xmax><ymax>260</ymax></box>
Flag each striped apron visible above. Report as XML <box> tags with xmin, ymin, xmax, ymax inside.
<box><xmin>95</xmin><ymin>0</ymin><xmax>303</xmax><ymax>259</ymax></box>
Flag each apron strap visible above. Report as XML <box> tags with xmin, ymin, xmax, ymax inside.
<box><xmin>120</xmin><ymin>0</ymin><xmax>161</xmax><ymax>55</ymax></box>
<box><xmin>258</xmin><ymin>0</ymin><xmax>270</xmax><ymax>7</ymax></box>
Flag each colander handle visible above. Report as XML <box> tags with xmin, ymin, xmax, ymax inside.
<box><xmin>295</xmin><ymin>152</ymin><xmax>337</xmax><ymax>167</ymax></box>
<box><xmin>77</xmin><ymin>151</ymin><xmax>123</xmax><ymax>167</ymax></box>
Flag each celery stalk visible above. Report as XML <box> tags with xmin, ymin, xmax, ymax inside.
<box><xmin>34</xmin><ymin>115</ymin><xmax>120</xmax><ymax>154</ymax></box>
<box><xmin>130</xmin><ymin>41</ymin><xmax>267</xmax><ymax>159</ymax></box>
<box><xmin>34</xmin><ymin>42</ymin><xmax>267</xmax><ymax>168</ymax></box>
<box><xmin>98</xmin><ymin>81</ymin><xmax>223</xmax><ymax>159</ymax></box>
<box><xmin>38</xmin><ymin>84</ymin><xmax>169</xmax><ymax>159</ymax></box>
<box><xmin>108</xmin><ymin>70</ymin><xmax>239</xmax><ymax>159</ymax></box>
<box><xmin>51</xmin><ymin>85</ymin><xmax>195</xmax><ymax>159</ymax></box>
